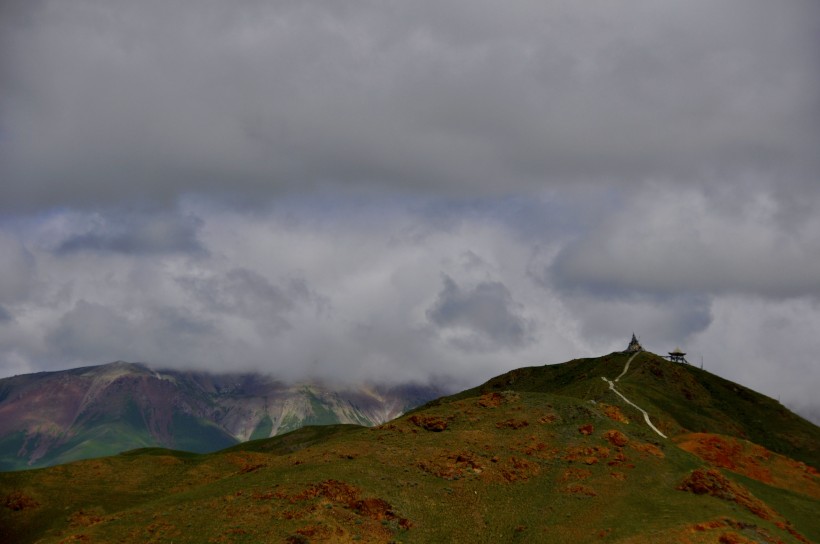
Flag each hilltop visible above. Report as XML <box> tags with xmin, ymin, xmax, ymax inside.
<box><xmin>1</xmin><ymin>352</ymin><xmax>818</xmax><ymax>543</ymax></box>
<box><xmin>0</xmin><ymin>362</ymin><xmax>443</xmax><ymax>470</ymax></box>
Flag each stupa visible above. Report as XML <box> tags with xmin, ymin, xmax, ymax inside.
<box><xmin>624</xmin><ymin>333</ymin><xmax>644</xmax><ymax>353</ymax></box>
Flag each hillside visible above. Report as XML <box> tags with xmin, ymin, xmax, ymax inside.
<box><xmin>0</xmin><ymin>362</ymin><xmax>442</xmax><ymax>470</ymax></box>
<box><xmin>435</xmin><ymin>351</ymin><xmax>819</xmax><ymax>467</ymax></box>
<box><xmin>1</xmin><ymin>352</ymin><xmax>818</xmax><ymax>543</ymax></box>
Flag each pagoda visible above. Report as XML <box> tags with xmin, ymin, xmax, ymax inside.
<box><xmin>668</xmin><ymin>347</ymin><xmax>689</xmax><ymax>364</ymax></box>
<box><xmin>624</xmin><ymin>333</ymin><xmax>644</xmax><ymax>353</ymax></box>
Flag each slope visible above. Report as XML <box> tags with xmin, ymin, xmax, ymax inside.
<box><xmin>434</xmin><ymin>351</ymin><xmax>819</xmax><ymax>467</ymax></box>
<box><xmin>1</xmin><ymin>353</ymin><xmax>818</xmax><ymax>543</ymax></box>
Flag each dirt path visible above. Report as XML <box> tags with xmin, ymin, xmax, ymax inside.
<box><xmin>602</xmin><ymin>352</ymin><xmax>667</xmax><ymax>439</ymax></box>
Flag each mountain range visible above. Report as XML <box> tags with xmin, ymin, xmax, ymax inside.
<box><xmin>1</xmin><ymin>350</ymin><xmax>818</xmax><ymax>543</ymax></box>
<box><xmin>0</xmin><ymin>361</ymin><xmax>444</xmax><ymax>470</ymax></box>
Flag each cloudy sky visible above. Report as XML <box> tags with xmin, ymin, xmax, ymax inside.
<box><xmin>1</xmin><ymin>0</ymin><xmax>819</xmax><ymax>421</ymax></box>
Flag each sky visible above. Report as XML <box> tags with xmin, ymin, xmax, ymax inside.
<box><xmin>1</xmin><ymin>0</ymin><xmax>819</xmax><ymax>422</ymax></box>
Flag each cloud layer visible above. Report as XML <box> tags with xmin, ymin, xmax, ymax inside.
<box><xmin>2</xmin><ymin>0</ymin><xmax>818</xmax><ymax>210</ymax></box>
<box><xmin>0</xmin><ymin>1</ymin><xmax>818</xmax><ymax>421</ymax></box>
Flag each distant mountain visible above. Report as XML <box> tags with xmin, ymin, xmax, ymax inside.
<box><xmin>1</xmin><ymin>351</ymin><xmax>817</xmax><ymax>543</ymax></box>
<box><xmin>0</xmin><ymin>362</ymin><xmax>444</xmax><ymax>470</ymax></box>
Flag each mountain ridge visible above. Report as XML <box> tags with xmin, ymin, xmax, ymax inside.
<box><xmin>0</xmin><ymin>361</ymin><xmax>444</xmax><ymax>470</ymax></box>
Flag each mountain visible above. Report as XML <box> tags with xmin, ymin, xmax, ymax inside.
<box><xmin>0</xmin><ymin>362</ymin><xmax>444</xmax><ymax>470</ymax></box>
<box><xmin>1</xmin><ymin>351</ymin><xmax>818</xmax><ymax>543</ymax></box>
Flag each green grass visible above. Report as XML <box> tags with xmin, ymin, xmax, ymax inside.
<box><xmin>1</xmin><ymin>353</ymin><xmax>817</xmax><ymax>544</ymax></box>
<box><xmin>248</xmin><ymin>414</ymin><xmax>273</xmax><ymax>440</ymax></box>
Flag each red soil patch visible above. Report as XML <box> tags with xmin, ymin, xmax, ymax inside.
<box><xmin>239</xmin><ymin>463</ymin><xmax>267</xmax><ymax>474</ymax></box>
<box><xmin>294</xmin><ymin>479</ymin><xmax>360</xmax><ymax>503</ymax></box>
<box><xmin>408</xmin><ymin>414</ymin><xmax>448</xmax><ymax>432</ymax></box>
<box><xmin>560</xmin><ymin>467</ymin><xmax>592</xmax><ymax>481</ymax></box>
<box><xmin>578</xmin><ymin>424</ymin><xmax>594</xmax><ymax>435</ymax></box>
<box><xmin>632</xmin><ymin>442</ymin><xmax>664</xmax><ymax>458</ymax></box>
<box><xmin>603</xmin><ymin>430</ymin><xmax>629</xmax><ymax>447</ymax></box>
<box><xmin>68</xmin><ymin>509</ymin><xmax>105</xmax><ymax>528</ymax></box>
<box><xmin>3</xmin><ymin>491</ymin><xmax>39</xmax><ymax>511</ymax></box>
<box><xmin>677</xmin><ymin>469</ymin><xmax>777</xmax><ymax>521</ymax></box>
<box><xmin>607</xmin><ymin>451</ymin><xmax>634</xmax><ymax>469</ymax></box>
<box><xmin>692</xmin><ymin>519</ymin><xmax>726</xmax><ymax>531</ymax></box>
<box><xmin>522</xmin><ymin>440</ymin><xmax>556</xmax><ymax>459</ymax></box>
<box><xmin>496</xmin><ymin>419</ymin><xmax>529</xmax><ymax>430</ymax></box>
<box><xmin>675</xmin><ymin>433</ymin><xmax>820</xmax><ymax>499</ymax></box>
<box><xmin>289</xmin><ymin>479</ymin><xmax>412</xmax><ymax>535</ymax></box>
<box><xmin>689</xmin><ymin>517</ymin><xmax>796</xmax><ymax>544</ymax></box>
<box><xmin>57</xmin><ymin>536</ymin><xmax>90</xmax><ymax>543</ymax></box>
<box><xmin>499</xmin><ymin>456</ymin><xmax>540</xmax><ymax>482</ymax></box>
<box><xmin>718</xmin><ymin>532</ymin><xmax>755</xmax><ymax>544</ymax></box>
<box><xmin>417</xmin><ymin>450</ymin><xmax>484</xmax><ymax>480</ymax></box>
<box><xmin>478</xmin><ymin>392</ymin><xmax>504</xmax><ymax>408</ymax></box>
<box><xmin>600</xmin><ymin>403</ymin><xmax>630</xmax><ymax>424</ymax></box>
<box><xmin>563</xmin><ymin>484</ymin><xmax>597</xmax><ymax>497</ymax></box>
<box><xmin>565</xmin><ymin>445</ymin><xmax>610</xmax><ymax>463</ymax></box>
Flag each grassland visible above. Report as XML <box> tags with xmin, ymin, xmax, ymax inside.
<box><xmin>1</xmin><ymin>354</ymin><xmax>818</xmax><ymax>543</ymax></box>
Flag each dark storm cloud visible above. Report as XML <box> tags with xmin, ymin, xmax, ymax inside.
<box><xmin>45</xmin><ymin>300</ymin><xmax>218</xmax><ymax>364</ymax></box>
<box><xmin>567</xmin><ymin>293</ymin><xmax>714</xmax><ymax>353</ymax></box>
<box><xmin>1</xmin><ymin>0</ymin><xmax>818</xmax><ymax>211</ymax></box>
<box><xmin>426</xmin><ymin>275</ymin><xmax>532</xmax><ymax>351</ymax></box>
<box><xmin>0</xmin><ymin>232</ymin><xmax>36</xmax><ymax>304</ymax></box>
<box><xmin>176</xmin><ymin>268</ymin><xmax>312</xmax><ymax>335</ymax></box>
<box><xmin>55</xmin><ymin>211</ymin><xmax>205</xmax><ymax>255</ymax></box>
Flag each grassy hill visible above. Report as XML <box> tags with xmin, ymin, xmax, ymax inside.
<box><xmin>436</xmin><ymin>352</ymin><xmax>819</xmax><ymax>467</ymax></box>
<box><xmin>1</xmin><ymin>353</ymin><xmax>818</xmax><ymax>543</ymax></box>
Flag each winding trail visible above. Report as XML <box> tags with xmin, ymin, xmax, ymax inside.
<box><xmin>602</xmin><ymin>352</ymin><xmax>667</xmax><ymax>439</ymax></box>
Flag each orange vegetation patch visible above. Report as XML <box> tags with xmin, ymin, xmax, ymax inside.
<box><xmin>677</xmin><ymin>469</ymin><xmax>777</xmax><ymax>521</ymax></box>
<box><xmin>408</xmin><ymin>414</ymin><xmax>448</xmax><ymax>432</ymax></box>
<box><xmin>496</xmin><ymin>419</ymin><xmax>529</xmax><ymax>430</ymax></box>
<box><xmin>607</xmin><ymin>451</ymin><xmax>632</xmax><ymax>468</ymax></box>
<box><xmin>718</xmin><ymin>533</ymin><xmax>755</xmax><ymax>544</ymax></box>
<box><xmin>294</xmin><ymin>479</ymin><xmax>360</xmax><ymax>503</ymax></box>
<box><xmin>3</xmin><ymin>491</ymin><xmax>39</xmax><ymax>511</ymax></box>
<box><xmin>289</xmin><ymin>479</ymin><xmax>413</xmax><ymax>533</ymax></box>
<box><xmin>632</xmin><ymin>442</ymin><xmax>664</xmax><ymax>458</ymax></box>
<box><xmin>675</xmin><ymin>433</ymin><xmax>820</xmax><ymax>499</ymax></box>
<box><xmin>477</xmin><ymin>390</ymin><xmax>519</xmax><ymax>407</ymax></box>
<box><xmin>57</xmin><ymin>535</ymin><xmax>90</xmax><ymax>543</ymax></box>
<box><xmin>692</xmin><ymin>519</ymin><xmax>726</xmax><ymax>531</ymax></box>
<box><xmin>578</xmin><ymin>424</ymin><xmax>594</xmax><ymax>435</ymax></box>
<box><xmin>687</xmin><ymin>518</ymin><xmax>792</xmax><ymax>544</ymax></box>
<box><xmin>477</xmin><ymin>392</ymin><xmax>504</xmax><ymax>408</ymax></box>
<box><xmin>521</xmin><ymin>440</ymin><xmax>557</xmax><ymax>459</ymax></box>
<box><xmin>68</xmin><ymin>508</ymin><xmax>105</xmax><ymax>528</ymax></box>
<box><xmin>560</xmin><ymin>467</ymin><xmax>592</xmax><ymax>482</ymax></box>
<box><xmin>564</xmin><ymin>445</ymin><xmax>610</xmax><ymax>464</ymax></box>
<box><xmin>563</xmin><ymin>484</ymin><xmax>597</xmax><ymax>497</ymax></box>
<box><xmin>417</xmin><ymin>450</ymin><xmax>484</xmax><ymax>480</ymax></box>
<box><xmin>539</xmin><ymin>413</ymin><xmax>559</xmax><ymax>424</ymax></box>
<box><xmin>599</xmin><ymin>403</ymin><xmax>630</xmax><ymax>424</ymax></box>
<box><xmin>603</xmin><ymin>430</ymin><xmax>629</xmax><ymax>447</ymax></box>
<box><xmin>499</xmin><ymin>456</ymin><xmax>540</xmax><ymax>482</ymax></box>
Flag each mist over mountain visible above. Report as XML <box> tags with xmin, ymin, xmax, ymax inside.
<box><xmin>0</xmin><ymin>362</ymin><xmax>445</xmax><ymax>470</ymax></box>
